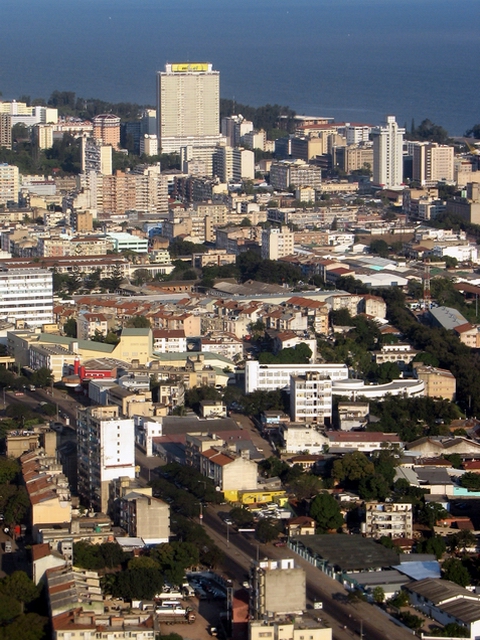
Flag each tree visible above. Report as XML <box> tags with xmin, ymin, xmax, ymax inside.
<box><xmin>448</xmin><ymin>530</ymin><xmax>477</xmax><ymax>555</ymax></box>
<box><xmin>0</xmin><ymin>595</ymin><xmax>22</xmax><ymax>624</ymax></box>
<box><xmin>465</xmin><ymin>124</ymin><xmax>480</xmax><ymax>140</ymax></box>
<box><xmin>389</xmin><ymin>589</ymin><xmax>409</xmax><ymax>608</ymax></box>
<box><xmin>63</xmin><ymin>317</ymin><xmax>77</xmax><ymax>337</ymax></box>
<box><xmin>125</xmin><ymin>315</ymin><xmax>151</xmax><ymax>329</ymax></box>
<box><xmin>256</xmin><ymin>519</ymin><xmax>281</xmax><ymax>543</ymax></box>
<box><xmin>460</xmin><ymin>472</ymin><xmax>480</xmax><ymax>491</ymax></box>
<box><xmin>372</xmin><ymin>586</ymin><xmax>385</xmax><ymax>604</ymax></box>
<box><xmin>0</xmin><ymin>458</ymin><xmax>20</xmax><ymax>485</ymax></box>
<box><xmin>332</xmin><ymin>451</ymin><xmax>375</xmax><ymax>484</ymax></box>
<box><xmin>229</xmin><ymin>507</ymin><xmax>255</xmax><ymax>527</ymax></box>
<box><xmin>442</xmin><ymin>558</ymin><xmax>470</xmax><ymax>587</ymax></box>
<box><xmin>289</xmin><ymin>474</ymin><xmax>323</xmax><ymax>500</ymax></box>
<box><xmin>417</xmin><ymin>503</ymin><xmax>449</xmax><ymax>529</ymax></box>
<box><xmin>309</xmin><ymin>492</ymin><xmax>344</xmax><ymax>532</ymax></box>
<box><xmin>0</xmin><ymin>612</ymin><xmax>47</xmax><ymax>640</ymax></box>
<box><xmin>398</xmin><ymin>611</ymin><xmax>424</xmax><ymax>630</ymax></box>
<box><xmin>30</xmin><ymin>367</ymin><xmax>54</xmax><ymax>389</ymax></box>
<box><xmin>434</xmin><ymin>623</ymin><xmax>469</xmax><ymax>638</ymax></box>
<box><xmin>417</xmin><ymin>534</ymin><xmax>446</xmax><ymax>559</ymax></box>
<box><xmin>0</xmin><ymin>572</ymin><xmax>39</xmax><ymax>612</ymax></box>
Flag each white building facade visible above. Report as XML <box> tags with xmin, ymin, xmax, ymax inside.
<box><xmin>0</xmin><ymin>267</ymin><xmax>53</xmax><ymax>328</ymax></box>
<box><xmin>245</xmin><ymin>361</ymin><xmax>348</xmax><ymax>394</ymax></box>
<box><xmin>372</xmin><ymin>115</ymin><xmax>404</xmax><ymax>188</ymax></box>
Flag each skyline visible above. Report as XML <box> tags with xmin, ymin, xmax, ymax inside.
<box><xmin>0</xmin><ymin>0</ymin><xmax>479</xmax><ymax>135</ymax></box>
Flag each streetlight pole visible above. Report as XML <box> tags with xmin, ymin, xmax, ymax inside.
<box><xmin>197</xmin><ymin>480</ymin><xmax>206</xmax><ymax>525</ymax></box>
<box><xmin>226</xmin><ymin>521</ymin><xmax>230</xmax><ymax>548</ymax></box>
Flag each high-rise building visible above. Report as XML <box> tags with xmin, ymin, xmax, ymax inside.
<box><xmin>81</xmin><ymin>137</ymin><xmax>113</xmax><ymax>176</ymax></box>
<box><xmin>156</xmin><ymin>62</ymin><xmax>222</xmax><ymax>154</ymax></box>
<box><xmin>33</xmin><ymin>124</ymin><xmax>54</xmax><ymax>150</ymax></box>
<box><xmin>411</xmin><ymin>141</ymin><xmax>454</xmax><ymax>186</ymax></box>
<box><xmin>0</xmin><ymin>163</ymin><xmax>19</xmax><ymax>205</ymax></box>
<box><xmin>0</xmin><ymin>114</ymin><xmax>12</xmax><ymax>149</ymax></box>
<box><xmin>0</xmin><ymin>266</ymin><xmax>53</xmax><ymax>328</ymax></box>
<box><xmin>372</xmin><ymin>115</ymin><xmax>405</xmax><ymax>188</ymax></box>
<box><xmin>77</xmin><ymin>405</ymin><xmax>135</xmax><ymax>513</ymax></box>
<box><xmin>93</xmin><ymin>113</ymin><xmax>121</xmax><ymax>149</ymax></box>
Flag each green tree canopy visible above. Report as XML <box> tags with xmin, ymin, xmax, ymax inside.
<box><xmin>442</xmin><ymin>558</ymin><xmax>471</xmax><ymax>587</ymax></box>
<box><xmin>309</xmin><ymin>492</ymin><xmax>344</xmax><ymax>532</ymax></box>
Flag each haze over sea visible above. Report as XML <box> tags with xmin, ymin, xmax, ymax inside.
<box><xmin>1</xmin><ymin>0</ymin><xmax>480</xmax><ymax>135</ymax></box>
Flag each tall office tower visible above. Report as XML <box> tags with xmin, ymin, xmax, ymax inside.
<box><xmin>0</xmin><ymin>114</ymin><xmax>12</xmax><ymax>149</ymax></box>
<box><xmin>77</xmin><ymin>405</ymin><xmax>135</xmax><ymax>513</ymax></box>
<box><xmin>372</xmin><ymin>115</ymin><xmax>405</xmax><ymax>188</ymax></box>
<box><xmin>93</xmin><ymin>113</ymin><xmax>121</xmax><ymax>149</ymax></box>
<box><xmin>156</xmin><ymin>62</ymin><xmax>222</xmax><ymax>154</ymax></box>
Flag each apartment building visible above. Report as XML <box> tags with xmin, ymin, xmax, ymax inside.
<box><xmin>93</xmin><ymin>113</ymin><xmax>121</xmax><ymax>148</ymax></box>
<box><xmin>119</xmin><ymin>489</ymin><xmax>170</xmax><ymax>544</ymax></box>
<box><xmin>290</xmin><ymin>372</ymin><xmax>333</xmax><ymax>423</ymax></box>
<box><xmin>364</xmin><ymin>502</ymin><xmax>413</xmax><ymax>539</ymax></box>
<box><xmin>0</xmin><ymin>113</ymin><xmax>12</xmax><ymax>149</ymax></box>
<box><xmin>411</xmin><ymin>141</ymin><xmax>454</xmax><ymax>186</ymax></box>
<box><xmin>270</xmin><ymin>160</ymin><xmax>322</xmax><ymax>190</ymax></box>
<box><xmin>157</xmin><ymin>62</ymin><xmax>222</xmax><ymax>153</ymax></box>
<box><xmin>414</xmin><ymin>365</ymin><xmax>456</xmax><ymax>401</ymax></box>
<box><xmin>0</xmin><ymin>266</ymin><xmax>53</xmax><ymax>327</ymax></box>
<box><xmin>77</xmin><ymin>405</ymin><xmax>135</xmax><ymax>514</ymax></box>
<box><xmin>372</xmin><ymin>115</ymin><xmax>404</xmax><ymax>188</ymax></box>
<box><xmin>199</xmin><ymin>448</ymin><xmax>258</xmax><ymax>492</ymax></box>
<box><xmin>213</xmin><ymin>145</ymin><xmax>255</xmax><ymax>182</ymax></box>
<box><xmin>261</xmin><ymin>225</ymin><xmax>295</xmax><ymax>260</ymax></box>
<box><xmin>153</xmin><ymin>329</ymin><xmax>187</xmax><ymax>353</ymax></box>
<box><xmin>0</xmin><ymin>163</ymin><xmax>19</xmax><ymax>204</ymax></box>
<box><xmin>81</xmin><ymin>137</ymin><xmax>113</xmax><ymax>175</ymax></box>
<box><xmin>245</xmin><ymin>361</ymin><xmax>348</xmax><ymax>393</ymax></box>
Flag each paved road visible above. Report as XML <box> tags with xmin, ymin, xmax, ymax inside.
<box><xmin>203</xmin><ymin>508</ymin><xmax>413</xmax><ymax>640</ymax></box>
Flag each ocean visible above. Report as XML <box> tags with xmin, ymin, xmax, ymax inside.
<box><xmin>1</xmin><ymin>0</ymin><xmax>479</xmax><ymax>135</ymax></box>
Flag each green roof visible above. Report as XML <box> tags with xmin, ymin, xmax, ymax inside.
<box><xmin>121</xmin><ymin>328</ymin><xmax>152</xmax><ymax>336</ymax></box>
<box><xmin>39</xmin><ymin>333</ymin><xmax>115</xmax><ymax>353</ymax></box>
<box><xmin>152</xmin><ymin>351</ymin><xmax>234</xmax><ymax>365</ymax></box>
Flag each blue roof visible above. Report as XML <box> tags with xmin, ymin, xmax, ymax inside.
<box><xmin>394</xmin><ymin>560</ymin><xmax>441</xmax><ymax>581</ymax></box>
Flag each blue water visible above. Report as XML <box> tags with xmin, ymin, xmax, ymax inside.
<box><xmin>1</xmin><ymin>0</ymin><xmax>479</xmax><ymax>135</ymax></box>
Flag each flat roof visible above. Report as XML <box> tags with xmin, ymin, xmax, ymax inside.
<box><xmin>294</xmin><ymin>534</ymin><xmax>399</xmax><ymax>571</ymax></box>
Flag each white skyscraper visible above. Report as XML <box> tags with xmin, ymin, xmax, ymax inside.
<box><xmin>156</xmin><ymin>62</ymin><xmax>223</xmax><ymax>154</ymax></box>
<box><xmin>372</xmin><ymin>115</ymin><xmax>405</xmax><ymax>188</ymax></box>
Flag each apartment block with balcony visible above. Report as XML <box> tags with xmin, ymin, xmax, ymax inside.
<box><xmin>290</xmin><ymin>372</ymin><xmax>333</xmax><ymax>424</ymax></box>
<box><xmin>364</xmin><ymin>502</ymin><xmax>413</xmax><ymax>539</ymax></box>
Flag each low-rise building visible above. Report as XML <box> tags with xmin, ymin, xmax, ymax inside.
<box><xmin>414</xmin><ymin>365</ymin><xmax>456</xmax><ymax>401</ymax></box>
<box><xmin>249</xmin><ymin>619</ymin><xmax>331</xmax><ymax>640</ymax></box>
<box><xmin>405</xmin><ymin>578</ymin><xmax>480</xmax><ymax>640</ymax></box>
<box><xmin>364</xmin><ymin>502</ymin><xmax>413</xmax><ymax>539</ymax></box>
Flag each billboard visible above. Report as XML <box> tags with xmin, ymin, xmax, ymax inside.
<box><xmin>171</xmin><ymin>63</ymin><xmax>209</xmax><ymax>73</ymax></box>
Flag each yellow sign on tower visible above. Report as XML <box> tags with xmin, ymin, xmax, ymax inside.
<box><xmin>171</xmin><ymin>63</ymin><xmax>209</xmax><ymax>73</ymax></box>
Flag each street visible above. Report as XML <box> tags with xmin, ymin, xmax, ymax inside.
<box><xmin>202</xmin><ymin>507</ymin><xmax>413</xmax><ymax>640</ymax></box>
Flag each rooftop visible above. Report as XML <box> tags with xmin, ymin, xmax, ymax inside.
<box><xmin>293</xmin><ymin>534</ymin><xmax>399</xmax><ymax>571</ymax></box>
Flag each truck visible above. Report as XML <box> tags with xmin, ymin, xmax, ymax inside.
<box><xmin>156</xmin><ymin>607</ymin><xmax>196</xmax><ymax>625</ymax></box>
<box><xmin>4</xmin><ymin>541</ymin><xmax>12</xmax><ymax>553</ymax></box>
